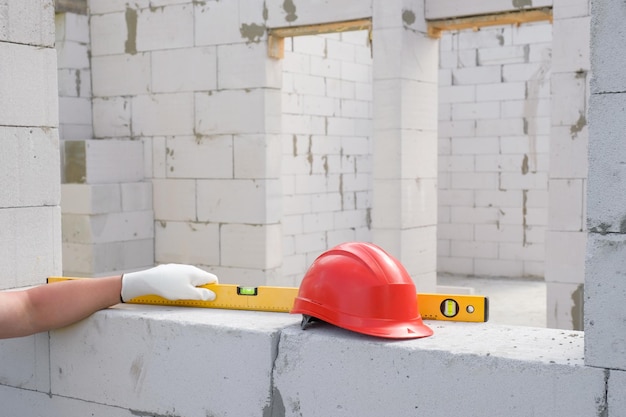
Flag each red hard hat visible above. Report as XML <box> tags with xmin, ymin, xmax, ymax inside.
<box><xmin>291</xmin><ymin>242</ymin><xmax>433</xmax><ymax>339</ymax></box>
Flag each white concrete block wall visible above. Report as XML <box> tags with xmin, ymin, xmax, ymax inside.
<box><xmin>88</xmin><ymin>0</ymin><xmax>283</xmax><ymax>282</ymax></box>
<box><xmin>4</xmin><ymin>1</ymin><xmax>626</xmax><ymax>416</ymax></box>
<box><xmin>61</xmin><ymin>139</ymin><xmax>153</xmax><ymax>276</ymax></box>
<box><xmin>546</xmin><ymin>0</ymin><xmax>590</xmax><ymax>330</ymax></box>
<box><xmin>0</xmin><ymin>0</ymin><xmax>60</xmax><ymax>289</ymax></box>
<box><xmin>281</xmin><ymin>31</ymin><xmax>373</xmax><ymax>286</ymax></box>
<box><xmin>586</xmin><ymin>0</ymin><xmax>626</xmax><ymax>369</ymax></box>
<box><xmin>55</xmin><ymin>12</ymin><xmax>92</xmax><ymax>141</ymax></box>
<box><xmin>0</xmin><ymin>306</ymin><xmax>613</xmax><ymax>417</ymax></box>
<box><xmin>438</xmin><ymin>21</ymin><xmax>552</xmax><ymax>279</ymax></box>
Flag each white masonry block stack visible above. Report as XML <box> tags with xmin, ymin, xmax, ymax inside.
<box><xmin>280</xmin><ymin>31</ymin><xmax>373</xmax><ymax>286</ymax></box>
<box><xmin>371</xmin><ymin>0</ymin><xmax>438</xmax><ymax>292</ymax></box>
<box><xmin>87</xmin><ymin>0</ymin><xmax>282</xmax><ymax>283</ymax></box>
<box><xmin>437</xmin><ymin>21</ymin><xmax>552</xmax><ymax>279</ymax></box>
<box><xmin>61</xmin><ymin>140</ymin><xmax>153</xmax><ymax>276</ymax></box>
<box><xmin>0</xmin><ymin>0</ymin><xmax>61</xmax><ymax>288</ymax></box>
<box><xmin>55</xmin><ymin>9</ymin><xmax>92</xmax><ymax>141</ymax></box>
<box><xmin>545</xmin><ymin>0</ymin><xmax>590</xmax><ymax>330</ymax></box>
<box><xmin>56</xmin><ymin>2</ymin><xmax>154</xmax><ymax>277</ymax></box>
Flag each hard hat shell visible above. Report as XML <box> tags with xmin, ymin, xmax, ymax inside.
<box><xmin>291</xmin><ymin>242</ymin><xmax>433</xmax><ymax>339</ymax></box>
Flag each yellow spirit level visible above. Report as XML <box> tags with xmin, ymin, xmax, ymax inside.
<box><xmin>47</xmin><ymin>278</ymin><xmax>489</xmax><ymax>323</ymax></box>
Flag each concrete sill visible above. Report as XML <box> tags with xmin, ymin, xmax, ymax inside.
<box><xmin>0</xmin><ymin>305</ymin><xmax>608</xmax><ymax>416</ymax></box>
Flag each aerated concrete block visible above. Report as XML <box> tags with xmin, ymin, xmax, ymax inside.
<box><xmin>554</xmin><ymin>0</ymin><xmax>589</xmax><ymax>19</ymax></box>
<box><xmin>274</xmin><ymin>323</ymin><xmax>605</xmax><ymax>417</ymax></box>
<box><xmin>0</xmin><ymin>384</ymin><xmax>134</xmax><ymax>417</ymax></box>
<box><xmin>234</xmin><ymin>134</ymin><xmax>282</xmax><ymax>179</ymax></box>
<box><xmin>165</xmin><ymin>135</ymin><xmax>233</xmax><ymax>179</ymax></box>
<box><xmin>88</xmin><ymin>0</ymin><xmax>149</xmax><ymax>15</ymax></box>
<box><xmin>63</xmin><ymin>140</ymin><xmax>143</xmax><ymax>184</ymax></box>
<box><xmin>0</xmin><ymin>0</ymin><xmax>55</xmax><ymax>46</ymax></box>
<box><xmin>62</xmin><ymin>211</ymin><xmax>153</xmax><ymax>244</ymax></box>
<box><xmin>371</xmin><ymin>178</ymin><xmax>437</xmax><ymax>229</ymax></box>
<box><xmin>0</xmin><ymin>127</ymin><xmax>60</xmax><ymax>208</ymax></box>
<box><xmin>132</xmin><ymin>93</ymin><xmax>194</xmax><ymax>136</ymax></box>
<box><xmin>136</xmin><ymin>4</ymin><xmax>193</xmax><ymax>52</ymax></box>
<box><xmin>195</xmin><ymin>89</ymin><xmax>281</xmax><ymax>135</ymax></box>
<box><xmin>61</xmin><ymin>183</ymin><xmax>122</xmax><ymax>214</ymax></box>
<box><xmin>62</xmin><ymin>239</ymin><xmax>154</xmax><ymax>275</ymax></box>
<box><xmin>609</xmin><ymin>369</ymin><xmax>626</xmax><ymax>417</ymax></box>
<box><xmin>91</xmin><ymin>54</ymin><xmax>150</xmax><ymax>97</ymax></box>
<box><xmin>585</xmin><ymin>233</ymin><xmax>626</xmax><ymax>370</ymax></box>
<box><xmin>0</xmin><ymin>333</ymin><xmax>49</xmax><ymax>392</ymax></box>
<box><xmin>154</xmin><ymin>220</ymin><xmax>219</xmax><ymax>266</ymax></box>
<box><xmin>193</xmin><ymin>0</ymin><xmax>243</xmax><ymax>47</ymax></box>
<box><xmin>152</xmin><ymin>179</ymin><xmax>196</xmax><ymax>221</ymax></box>
<box><xmin>552</xmin><ymin>17</ymin><xmax>590</xmax><ymax>74</ymax></box>
<box><xmin>220</xmin><ymin>223</ymin><xmax>282</xmax><ymax>269</ymax></box>
<box><xmin>55</xmin><ymin>12</ymin><xmax>89</xmax><ymax>44</ymax></box>
<box><xmin>152</xmin><ymin>46</ymin><xmax>217</xmax><ymax>93</ymax></box>
<box><xmin>425</xmin><ymin>0</ymin><xmax>553</xmax><ymax>20</ymax></box>
<box><xmin>217</xmin><ymin>43</ymin><xmax>281</xmax><ymax>90</ymax></box>
<box><xmin>545</xmin><ymin>231</ymin><xmax>586</xmax><ymax>285</ymax></box>
<box><xmin>89</xmin><ymin>11</ymin><xmax>127</xmax><ymax>57</ymax></box>
<box><xmin>50</xmin><ymin>306</ymin><xmax>300</xmax><ymax>416</ymax></box>
<box><xmin>265</xmin><ymin>0</ymin><xmax>372</xmax><ymax>28</ymax></box>
<box><xmin>92</xmin><ymin>97</ymin><xmax>131</xmax><ymax>138</ymax></box>
<box><xmin>0</xmin><ymin>206</ymin><xmax>61</xmax><ymax>289</ymax></box>
<box><xmin>587</xmin><ymin>93</ymin><xmax>626</xmax><ymax>234</ymax></box>
<box><xmin>373</xmin><ymin>27</ymin><xmax>437</xmax><ymax>82</ymax></box>
<box><xmin>547</xmin><ymin>281</ymin><xmax>584</xmax><ymax>330</ymax></box>
<box><xmin>197</xmin><ymin>179</ymin><xmax>282</xmax><ymax>224</ymax></box>
<box><xmin>0</xmin><ymin>43</ymin><xmax>58</xmax><ymax>127</ymax></box>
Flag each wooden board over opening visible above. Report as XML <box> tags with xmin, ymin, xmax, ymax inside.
<box><xmin>267</xmin><ymin>18</ymin><xmax>371</xmax><ymax>59</ymax></box>
<box><xmin>427</xmin><ymin>7</ymin><xmax>552</xmax><ymax>39</ymax></box>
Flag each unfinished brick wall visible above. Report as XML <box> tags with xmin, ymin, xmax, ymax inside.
<box><xmin>0</xmin><ymin>0</ymin><xmax>61</xmax><ymax>288</ymax></box>
<box><xmin>55</xmin><ymin>12</ymin><xmax>92</xmax><ymax>142</ymax></box>
<box><xmin>437</xmin><ymin>21</ymin><xmax>552</xmax><ymax>278</ymax></box>
<box><xmin>281</xmin><ymin>31</ymin><xmax>373</xmax><ymax>285</ymax></box>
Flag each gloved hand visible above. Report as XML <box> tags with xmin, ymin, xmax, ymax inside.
<box><xmin>121</xmin><ymin>264</ymin><xmax>218</xmax><ymax>302</ymax></box>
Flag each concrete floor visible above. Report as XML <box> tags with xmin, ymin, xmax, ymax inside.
<box><xmin>438</xmin><ymin>275</ymin><xmax>547</xmax><ymax>328</ymax></box>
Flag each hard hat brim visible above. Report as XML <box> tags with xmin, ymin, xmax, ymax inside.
<box><xmin>292</xmin><ymin>299</ymin><xmax>433</xmax><ymax>339</ymax></box>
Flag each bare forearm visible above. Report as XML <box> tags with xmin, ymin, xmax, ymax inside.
<box><xmin>23</xmin><ymin>276</ymin><xmax>122</xmax><ymax>336</ymax></box>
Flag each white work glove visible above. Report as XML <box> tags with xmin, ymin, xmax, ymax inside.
<box><xmin>121</xmin><ymin>264</ymin><xmax>218</xmax><ymax>302</ymax></box>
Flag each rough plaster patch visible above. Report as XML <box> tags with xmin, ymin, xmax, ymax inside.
<box><xmin>282</xmin><ymin>0</ymin><xmax>297</xmax><ymax>22</ymax></box>
<box><xmin>512</xmin><ymin>0</ymin><xmax>533</xmax><ymax>8</ymax></box>
<box><xmin>570</xmin><ymin>112</ymin><xmax>587</xmax><ymax>138</ymax></box>
<box><xmin>63</xmin><ymin>141</ymin><xmax>86</xmax><ymax>183</ymax></box>
<box><xmin>521</xmin><ymin>154</ymin><xmax>529</xmax><ymax>175</ymax></box>
<box><xmin>402</xmin><ymin>9</ymin><xmax>416</xmax><ymax>26</ymax></box>
<box><xmin>522</xmin><ymin>189</ymin><xmax>528</xmax><ymax>246</ymax></box>
<box><xmin>240</xmin><ymin>23</ymin><xmax>265</xmax><ymax>43</ymax></box>
<box><xmin>589</xmin><ymin>223</ymin><xmax>611</xmax><ymax>235</ymax></box>
<box><xmin>263</xmin><ymin>386</ymin><xmax>286</xmax><ymax>417</ymax></box>
<box><xmin>571</xmin><ymin>284</ymin><xmax>584</xmax><ymax>331</ymax></box>
<box><xmin>125</xmin><ymin>7</ymin><xmax>137</xmax><ymax>55</ymax></box>
<box><xmin>75</xmin><ymin>69</ymin><xmax>81</xmax><ymax>97</ymax></box>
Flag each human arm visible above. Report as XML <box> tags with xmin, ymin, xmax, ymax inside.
<box><xmin>0</xmin><ymin>264</ymin><xmax>218</xmax><ymax>339</ymax></box>
<box><xmin>0</xmin><ymin>276</ymin><xmax>122</xmax><ymax>339</ymax></box>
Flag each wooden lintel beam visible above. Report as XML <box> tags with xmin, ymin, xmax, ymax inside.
<box><xmin>268</xmin><ymin>18</ymin><xmax>372</xmax><ymax>59</ymax></box>
<box><xmin>427</xmin><ymin>8</ymin><xmax>552</xmax><ymax>38</ymax></box>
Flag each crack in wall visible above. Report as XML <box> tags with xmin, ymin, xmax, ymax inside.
<box><xmin>597</xmin><ymin>369</ymin><xmax>609</xmax><ymax>417</ymax></box>
<box><xmin>263</xmin><ymin>331</ymin><xmax>286</xmax><ymax>417</ymax></box>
